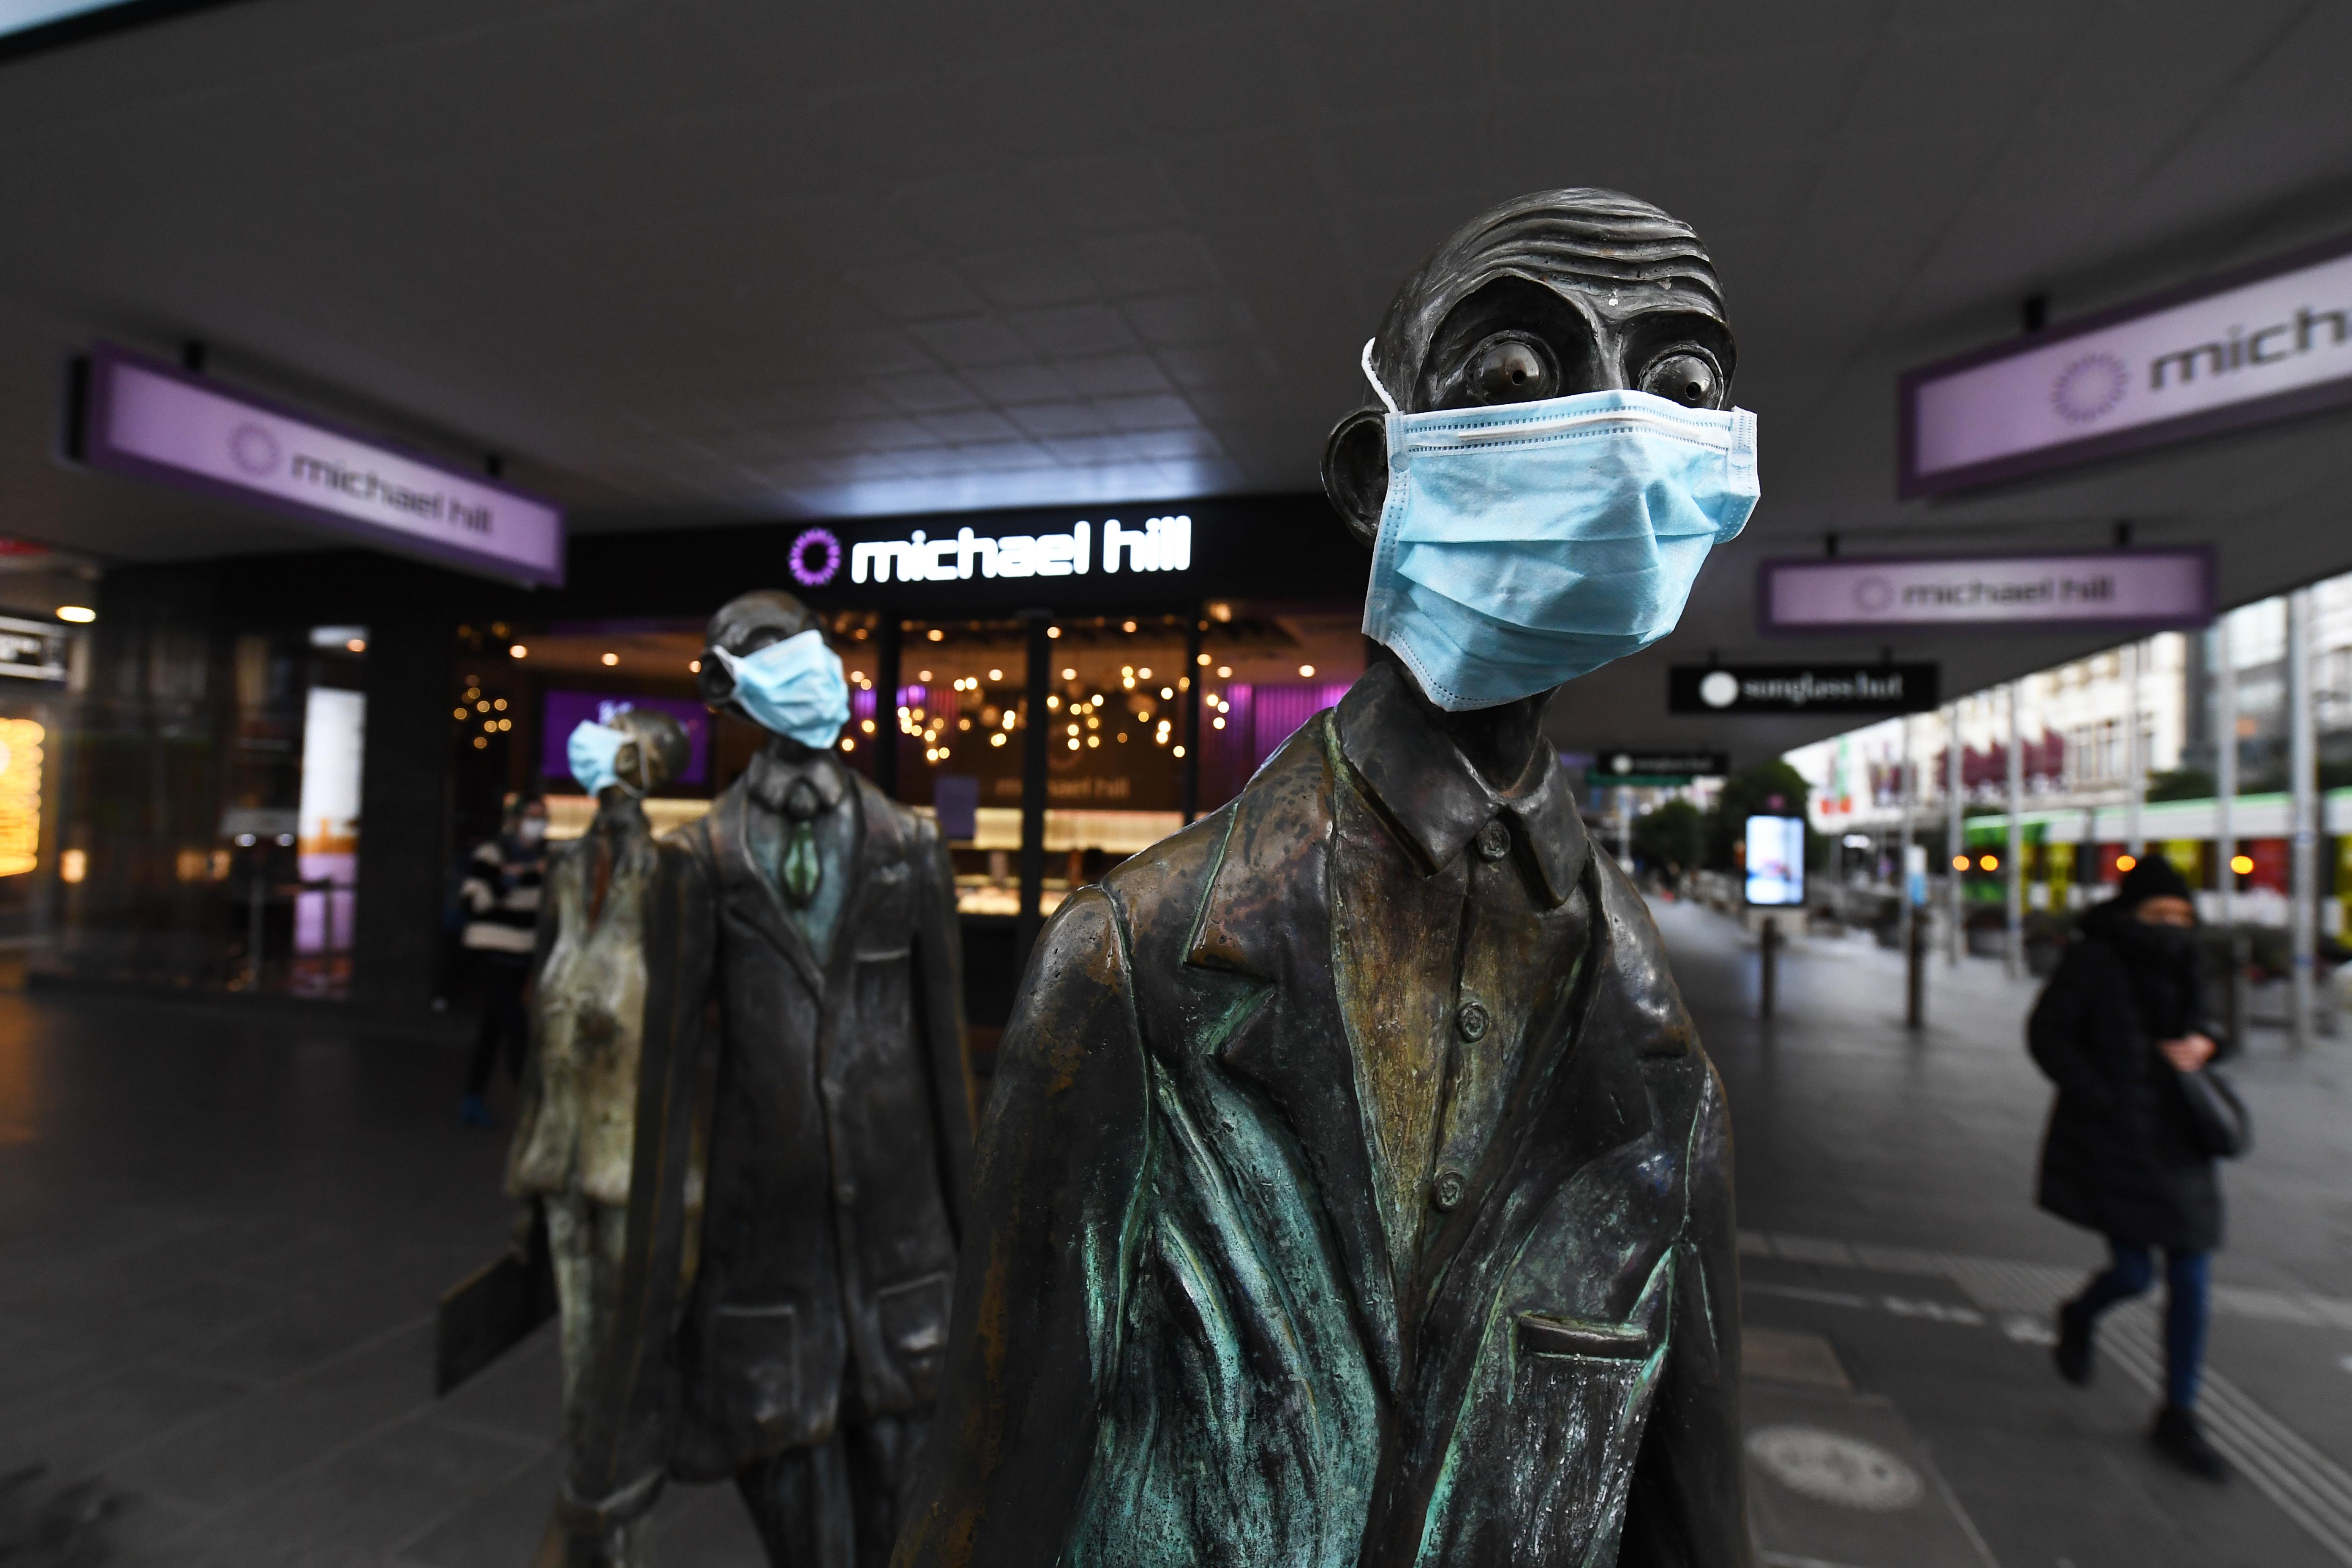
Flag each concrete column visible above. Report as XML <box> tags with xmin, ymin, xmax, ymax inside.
<box><xmin>1015</xmin><ymin>613</ymin><xmax>1051</xmax><ymax>974</ymax></box>
<box><xmin>351</xmin><ymin>619</ymin><xmax>454</xmax><ymax>1018</ymax></box>
<box><xmin>2006</xmin><ymin>681</ymin><xmax>2023</xmax><ymax>979</ymax></box>
<box><xmin>1897</xmin><ymin>714</ymin><xmax>1915</xmax><ymax>955</ymax></box>
<box><xmin>2289</xmin><ymin>588</ymin><xmax>2317</xmax><ymax>1048</ymax></box>
<box><xmin>2216</xmin><ymin>615</ymin><xmax>2236</xmax><ymax>926</ymax></box>
<box><xmin>2127</xmin><ymin>640</ymin><xmax>2146</xmax><ymax>858</ymax></box>
<box><xmin>1945</xmin><ymin>701</ymin><xmax>1963</xmax><ymax>966</ymax></box>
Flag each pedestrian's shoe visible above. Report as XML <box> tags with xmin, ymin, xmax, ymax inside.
<box><xmin>2149</xmin><ymin>1404</ymin><xmax>2227</xmax><ymax>1481</ymax></box>
<box><xmin>460</xmin><ymin>1093</ymin><xmax>495</xmax><ymax>1128</ymax></box>
<box><xmin>2053</xmin><ymin>1299</ymin><xmax>2093</xmax><ymax>1386</ymax></box>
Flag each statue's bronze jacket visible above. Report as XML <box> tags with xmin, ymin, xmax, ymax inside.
<box><xmin>897</xmin><ymin>667</ymin><xmax>1744</xmax><ymax>1568</ymax></box>
<box><xmin>568</xmin><ymin>755</ymin><xmax>977</xmax><ymax>1520</ymax></box>
<box><xmin>509</xmin><ymin>800</ymin><xmax>658</xmax><ymax>1207</ymax></box>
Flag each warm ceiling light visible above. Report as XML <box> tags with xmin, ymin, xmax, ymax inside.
<box><xmin>509</xmin><ymin>644</ymin><xmax>528</xmax><ymax>659</ymax></box>
<box><xmin>988</xmin><ymin>667</ymin><xmax>1003</xmax><ymax>680</ymax></box>
<box><xmin>1217</xmin><ymin>665</ymin><xmax>1232</xmax><ymax>677</ymax></box>
<box><xmin>601</xmin><ymin>652</ymin><xmax>619</xmax><ymax>666</ymax></box>
<box><xmin>1173</xmin><ymin>744</ymin><xmax>1186</xmax><ymax>758</ymax></box>
<box><xmin>1061</xmin><ymin>667</ymin><xmax>1075</xmax><ymax>680</ymax></box>
<box><xmin>917</xmin><ymin>669</ymin><xmax>933</xmax><ymax>682</ymax></box>
<box><xmin>1137</xmin><ymin>667</ymin><xmax>1152</xmax><ymax>680</ymax></box>
<box><xmin>2115</xmin><ymin>853</ymin><xmax>2137</xmax><ymax>871</ymax></box>
<box><xmin>1122</xmin><ymin>620</ymin><xmax>1137</xmax><ymax>633</ymax></box>
<box><xmin>1160</xmin><ymin>686</ymin><xmax>1173</xmax><ymax>699</ymax></box>
<box><xmin>689</xmin><ymin>659</ymin><xmax>702</xmax><ymax>673</ymax></box>
<box><xmin>991</xmin><ymin>732</ymin><xmax>1007</xmax><ymax>746</ymax></box>
<box><xmin>841</xmin><ymin>736</ymin><xmax>855</xmax><ymax>751</ymax></box>
<box><xmin>1196</xmin><ymin>653</ymin><xmax>1211</xmax><ymax>666</ymax></box>
<box><xmin>345</xmin><ymin>638</ymin><xmax>366</xmax><ymax>653</ymax></box>
<box><xmin>1298</xmin><ymin>664</ymin><xmax>1316</xmax><ymax>678</ymax></box>
<box><xmin>54</xmin><ymin>605</ymin><xmax>95</xmax><ymax>623</ymax></box>
<box><xmin>1047</xmin><ymin>626</ymin><xmax>1062</xmax><ymax>639</ymax></box>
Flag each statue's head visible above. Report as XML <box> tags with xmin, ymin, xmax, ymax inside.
<box><xmin>1321</xmin><ymin>188</ymin><xmax>1735</xmax><ymax>545</ymax></box>
<box><xmin>605</xmin><ymin>708</ymin><xmax>689</xmax><ymax>795</ymax></box>
<box><xmin>698</xmin><ymin>588</ymin><xmax>823</xmax><ymax>718</ymax></box>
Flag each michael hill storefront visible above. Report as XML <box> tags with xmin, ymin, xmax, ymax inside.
<box><xmin>46</xmin><ymin>493</ymin><xmax>1370</xmax><ymax>1027</ymax></box>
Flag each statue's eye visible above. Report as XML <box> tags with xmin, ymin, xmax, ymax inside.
<box><xmin>1467</xmin><ymin>336</ymin><xmax>1554</xmax><ymax>404</ymax></box>
<box><xmin>1642</xmin><ymin>351</ymin><xmax>1719</xmax><ymax>408</ymax></box>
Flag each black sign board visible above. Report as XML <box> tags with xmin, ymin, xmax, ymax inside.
<box><xmin>1669</xmin><ymin>662</ymin><xmax>1938</xmax><ymax>716</ymax></box>
<box><xmin>1590</xmin><ymin>749</ymin><xmax>1731</xmax><ymax>786</ymax></box>
<box><xmin>0</xmin><ymin>616</ymin><xmax>68</xmax><ymax>683</ymax></box>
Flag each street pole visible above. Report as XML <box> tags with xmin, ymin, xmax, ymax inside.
<box><xmin>2006</xmin><ymin>682</ymin><xmax>2024</xmax><ymax>980</ymax></box>
<box><xmin>1897</xmin><ymin>716</ymin><xmax>1914</xmax><ymax>958</ymax></box>
<box><xmin>2217</xmin><ymin>614</ymin><xmax>2249</xmax><ymax>1048</ymax></box>
<box><xmin>1900</xmin><ymin>715</ymin><xmax>1925</xmax><ymax>1027</ymax></box>
<box><xmin>2127</xmin><ymin>639</ymin><xmax>2146</xmax><ymax>860</ymax></box>
<box><xmin>1946</xmin><ymin>701</ymin><xmax>1963</xmax><ymax>966</ymax></box>
<box><xmin>2289</xmin><ymin>588</ymin><xmax>2317</xmax><ymax>1049</ymax></box>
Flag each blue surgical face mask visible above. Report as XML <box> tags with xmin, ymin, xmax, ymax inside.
<box><xmin>713</xmin><ymin>629</ymin><xmax>851</xmax><ymax>750</ymax></box>
<box><xmin>568</xmin><ymin>721</ymin><xmax>641</xmax><ymax>798</ymax></box>
<box><xmin>1357</xmin><ymin>340</ymin><xmax>1759</xmax><ymax>711</ymax></box>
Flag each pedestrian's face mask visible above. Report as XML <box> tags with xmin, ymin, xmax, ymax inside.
<box><xmin>1357</xmin><ymin>340</ymin><xmax>1759</xmax><ymax>711</ymax></box>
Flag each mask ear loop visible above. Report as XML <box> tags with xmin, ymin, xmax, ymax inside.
<box><xmin>1360</xmin><ymin>338</ymin><xmax>1400</xmax><ymax>415</ymax></box>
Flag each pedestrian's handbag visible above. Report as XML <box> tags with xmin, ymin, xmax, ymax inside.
<box><xmin>2175</xmin><ymin>1067</ymin><xmax>2253</xmax><ymax>1160</ymax></box>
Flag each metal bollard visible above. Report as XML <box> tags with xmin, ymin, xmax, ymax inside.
<box><xmin>1760</xmin><ymin>916</ymin><xmax>1779</xmax><ymax>1020</ymax></box>
<box><xmin>1906</xmin><ymin>911</ymin><xmax>1927</xmax><ymax>1029</ymax></box>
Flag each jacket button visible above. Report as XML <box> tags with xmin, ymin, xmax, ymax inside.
<box><xmin>835</xmin><ymin>1182</ymin><xmax>858</xmax><ymax>1206</ymax></box>
<box><xmin>1476</xmin><ymin>819</ymin><xmax>1510</xmax><ymax>861</ymax></box>
<box><xmin>1456</xmin><ymin>1002</ymin><xmax>1490</xmax><ymax>1042</ymax></box>
<box><xmin>1432</xmin><ymin>1169</ymin><xmax>1466</xmax><ymax>1210</ymax></box>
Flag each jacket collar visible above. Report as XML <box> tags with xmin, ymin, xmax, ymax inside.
<box><xmin>745</xmin><ymin>742</ymin><xmax>850</xmax><ymax>818</ymax></box>
<box><xmin>1334</xmin><ymin>661</ymin><xmax>1586</xmax><ymax>908</ymax></box>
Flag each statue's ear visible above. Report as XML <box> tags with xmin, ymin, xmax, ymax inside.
<box><xmin>1320</xmin><ymin>408</ymin><xmax>1388</xmax><ymax>550</ymax></box>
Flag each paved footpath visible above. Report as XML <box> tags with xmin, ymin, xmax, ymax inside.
<box><xmin>1</xmin><ymin>910</ymin><xmax>2347</xmax><ymax>1565</ymax></box>
<box><xmin>1655</xmin><ymin>894</ymin><xmax>2352</xmax><ymax>1568</ymax></box>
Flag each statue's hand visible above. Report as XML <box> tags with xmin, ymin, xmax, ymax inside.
<box><xmin>533</xmin><ymin>1509</ymin><xmax>645</xmax><ymax>1568</ymax></box>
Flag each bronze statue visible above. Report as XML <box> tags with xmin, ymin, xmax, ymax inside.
<box><xmin>894</xmin><ymin>191</ymin><xmax>1753</xmax><ymax>1567</ymax></box>
<box><xmin>547</xmin><ymin>591</ymin><xmax>977</xmax><ymax>1567</ymax></box>
<box><xmin>512</xmin><ymin>707</ymin><xmax>693</xmax><ymax>1567</ymax></box>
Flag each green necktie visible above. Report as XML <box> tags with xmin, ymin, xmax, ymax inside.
<box><xmin>781</xmin><ymin>779</ymin><xmax>822</xmax><ymax>908</ymax></box>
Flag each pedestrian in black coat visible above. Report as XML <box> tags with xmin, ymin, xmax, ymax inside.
<box><xmin>2027</xmin><ymin>855</ymin><xmax>2230</xmax><ymax>1479</ymax></box>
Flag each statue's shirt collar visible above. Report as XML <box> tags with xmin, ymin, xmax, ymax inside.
<box><xmin>745</xmin><ymin>743</ymin><xmax>850</xmax><ymax>818</ymax></box>
<box><xmin>1334</xmin><ymin>662</ymin><xmax>1587</xmax><ymax>908</ymax></box>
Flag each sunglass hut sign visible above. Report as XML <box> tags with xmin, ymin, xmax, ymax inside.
<box><xmin>780</xmin><ymin>514</ymin><xmax>1194</xmax><ymax>589</ymax></box>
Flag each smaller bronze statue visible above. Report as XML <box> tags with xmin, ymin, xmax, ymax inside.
<box><xmin>549</xmin><ymin>591</ymin><xmax>975</xmax><ymax>1568</ymax></box>
<box><xmin>512</xmin><ymin>707</ymin><xmax>692</xmax><ymax>1568</ymax></box>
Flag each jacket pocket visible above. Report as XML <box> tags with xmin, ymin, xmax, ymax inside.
<box><xmin>711</xmin><ymin>1302</ymin><xmax>800</xmax><ymax>1429</ymax></box>
<box><xmin>874</xmin><ymin>1272</ymin><xmax>952</xmax><ymax>1399</ymax></box>
<box><xmin>1516</xmin><ymin>1310</ymin><xmax>1657</xmax><ymax>1362</ymax></box>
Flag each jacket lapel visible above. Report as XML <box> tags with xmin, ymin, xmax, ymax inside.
<box><xmin>709</xmin><ymin>779</ymin><xmax>828</xmax><ymax>999</ymax></box>
<box><xmin>1188</xmin><ymin>718</ymin><xmax>1407</xmax><ymax>1397</ymax></box>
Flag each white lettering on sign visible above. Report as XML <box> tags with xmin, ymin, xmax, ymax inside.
<box><xmin>850</xmin><ymin>515</ymin><xmax>1190</xmax><ymax>583</ymax></box>
<box><xmin>86</xmin><ymin>348</ymin><xmax>564</xmax><ymax>585</ymax></box>
<box><xmin>1760</xmin><ymin>551</ymin><xmax>2211</xmax><ymax>632</ymax></box>
<box><xmin>1904</xmin><ymin>242</ymin><xmax>2352</xmax><ymax>493</ymax></box>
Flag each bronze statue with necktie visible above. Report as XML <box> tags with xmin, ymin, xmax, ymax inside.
<box><xmin>547</xmin><ymin>590</ymin><xmax>976</xmax><ymax>1568</ymax></box>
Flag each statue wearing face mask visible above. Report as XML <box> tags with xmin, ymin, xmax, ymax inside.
<box><xmin>512</xmin><ymin>707</ymin><xmax>691</xmax><ymax>1568</ymax></box>
<box><xmin>548</xmin><ymin>591</ymin><xmax>976</xmax><ymax>1568</ymax></box>
<box><xmin>894</xmin><ymin>191</ymin><xmax>1753</xmax><ymax>1568</ymax></box>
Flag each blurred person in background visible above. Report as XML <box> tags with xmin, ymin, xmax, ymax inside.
<box><xmin>2028</xmin><ymin>856</ymin><xmax>2230</xmax><ymax>1481</ymax></box>
<box><xmin>460</xmin><ymin>793</ymin><xmax>547</xmax><ymax>1126</ymax></box>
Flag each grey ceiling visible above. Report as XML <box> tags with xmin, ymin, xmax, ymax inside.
<box><xmin>5</xmin><ymin>0</ymin><xmax>2352</xmax><ymax>760</ymax></box>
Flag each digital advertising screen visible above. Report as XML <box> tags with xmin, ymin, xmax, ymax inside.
<box><xmin>1744</xmin><ymin>815</ymin><xmax>1806</xmax><ymax>907</ymax></box>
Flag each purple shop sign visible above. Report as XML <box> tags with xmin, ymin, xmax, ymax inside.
<box><xmin>1758</xmin><ymin>548</ymin><xmax>2214</xmax><ymax>636</ymax></box>
<box><xmin>541</xmin><ymin>691</ymin><xmax>711</xmax><ymax>786</ymax></box>
<box><xmin>75</xmin><ymin>344</ymin><xmax>565</xmax><ymax>587</ymax></box>
<box><xmin>1899</xmin><ymin>231</ymin><xmax>2352</xmax><ymax>497</ymax></box>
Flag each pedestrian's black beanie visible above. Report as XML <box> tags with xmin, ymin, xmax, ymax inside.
<box><xmin>2116</xmin><ymin>855</ymin><xmax>2192</xmax><ymax>908</ymax></box>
